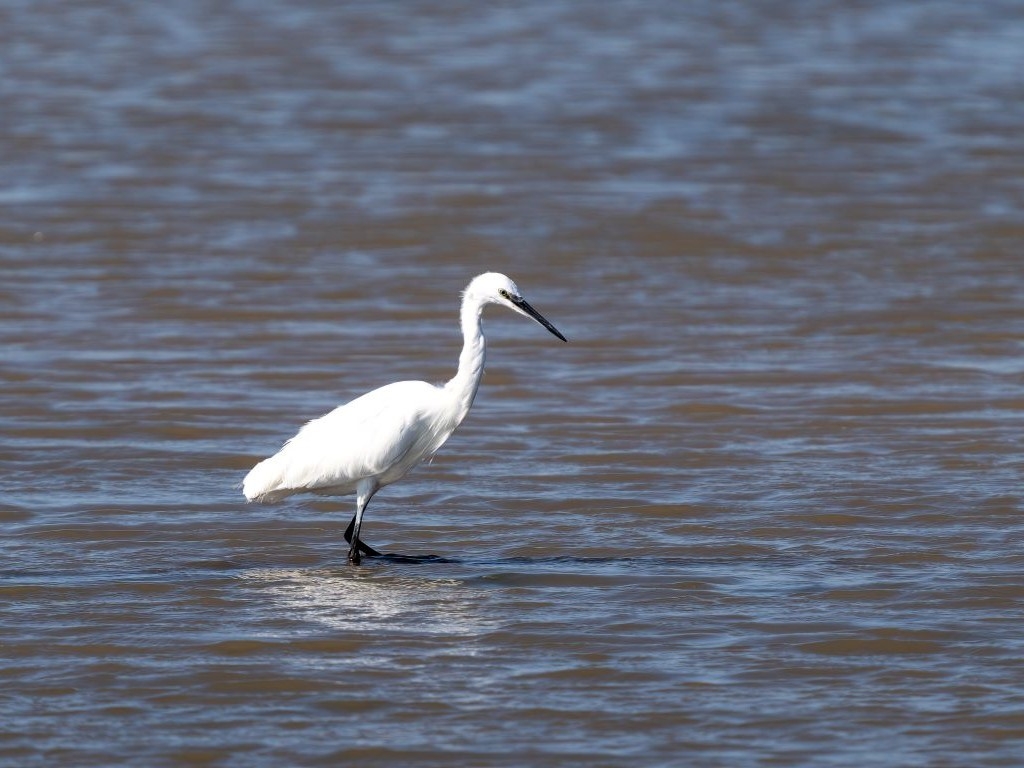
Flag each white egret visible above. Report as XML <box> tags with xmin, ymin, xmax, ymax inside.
<box><xmin>243</xmin><ymin>272</ymin><xmax>567</xmax><ymax>564</ymax></box>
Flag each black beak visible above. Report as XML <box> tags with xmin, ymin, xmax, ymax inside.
<box><xmin>512</xmin><ymin>296</ymin><xmax>568</xmax><ymax>342</ymax></box>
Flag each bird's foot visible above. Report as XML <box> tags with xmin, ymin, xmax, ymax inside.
<box><xmin>357</xmin><ymin>540</ymin><xmax>382</xmax><ymax>557</ymax></box>
<box><xmin>344</xmin><ymin>517</ymin><xmax>383</xmax><ymax>557</ymax></box>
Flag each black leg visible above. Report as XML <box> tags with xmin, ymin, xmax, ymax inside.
<box><xmin>344</xmin><ymin>514</ymin><xmax>382</xmax><ymax>558</ymax></box>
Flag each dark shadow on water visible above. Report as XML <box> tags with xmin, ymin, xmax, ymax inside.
<box><xmin>361</xmin><ymin>551</ymin><xmax>808</xmax><ymax>570</ymax></box>
<box><xmin>373</xmin><ymin>552</ymin><xmax>461</xmax><ymax>565</ymax></box>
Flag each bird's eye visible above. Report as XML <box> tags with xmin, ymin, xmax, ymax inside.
<box><xmin>498</xmin><ymin>289</ymin><xmax>510</xmax><ymax>299</ymax></box>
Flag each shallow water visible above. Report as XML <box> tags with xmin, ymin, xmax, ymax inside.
<box><xmin>3</xmin><ymin>1</ymin><xmax>1024</xmax><ymax>766</ymax></box>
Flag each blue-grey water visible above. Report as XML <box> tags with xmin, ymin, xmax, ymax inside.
<box><xmin>3</xmin><ymin>2</ymin><xmax>1024</xmax><ymax>766</ymax></box>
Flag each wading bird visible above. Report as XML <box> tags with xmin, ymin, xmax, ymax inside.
<box><xmin>243</xmin><ymin>272</ymin><xmax>567</xmax><ymax>564</ymax></box>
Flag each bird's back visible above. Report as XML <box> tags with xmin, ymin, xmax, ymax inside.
<box><xmin>243</xmin><ymin>380</ymin><xmax>457</xmax><ymax>503</ymax></box>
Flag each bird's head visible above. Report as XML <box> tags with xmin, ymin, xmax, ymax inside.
<box><xmin>466</xmin><ymin>272</ymin><xmax>568</xmax><ymax>342</ymax></box>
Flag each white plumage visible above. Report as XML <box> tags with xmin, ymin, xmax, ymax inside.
<box><xmin>243</xmin><ymin>272</ymin><xmax>567</xmax><ymax>563</ymax></box>
<box><xmin>243</xmin><ymin>381</ymin><xmax>449</xmax><ymax>503</ymax></box>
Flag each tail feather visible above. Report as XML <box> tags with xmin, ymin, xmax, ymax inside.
<box><xmin>243</xmin><ymin>454</ymin><xmax>293</xmax><ymax>503</ymax></box>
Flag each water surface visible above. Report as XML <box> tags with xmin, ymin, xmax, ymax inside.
<box><xmin>3</xmin><ymin>1</ymin><xmax>1024</xmax><ymax>766</ymax></box>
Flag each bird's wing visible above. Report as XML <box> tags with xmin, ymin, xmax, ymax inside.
<box><xmin>250</xmin><ymin>381</ymin><xmax>442</xmax><ymax>498</ymax></box>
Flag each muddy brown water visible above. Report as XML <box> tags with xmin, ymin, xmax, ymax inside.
<box><xmin>3</xmin><ymin>2</ymin><xmax>1024</xmax><ymax>766</ymax></box>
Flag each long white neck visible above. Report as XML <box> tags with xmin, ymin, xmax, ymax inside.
<box><xmin>443</xmin><ymin>293</ymin><xmax>487</xmax><ymax>423</ymax></box>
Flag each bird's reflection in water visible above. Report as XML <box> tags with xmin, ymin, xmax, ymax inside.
<box><xmin>239</xmin><ymin>567</ymin><xmax>487</xmax><ymax>638</ymax></box>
